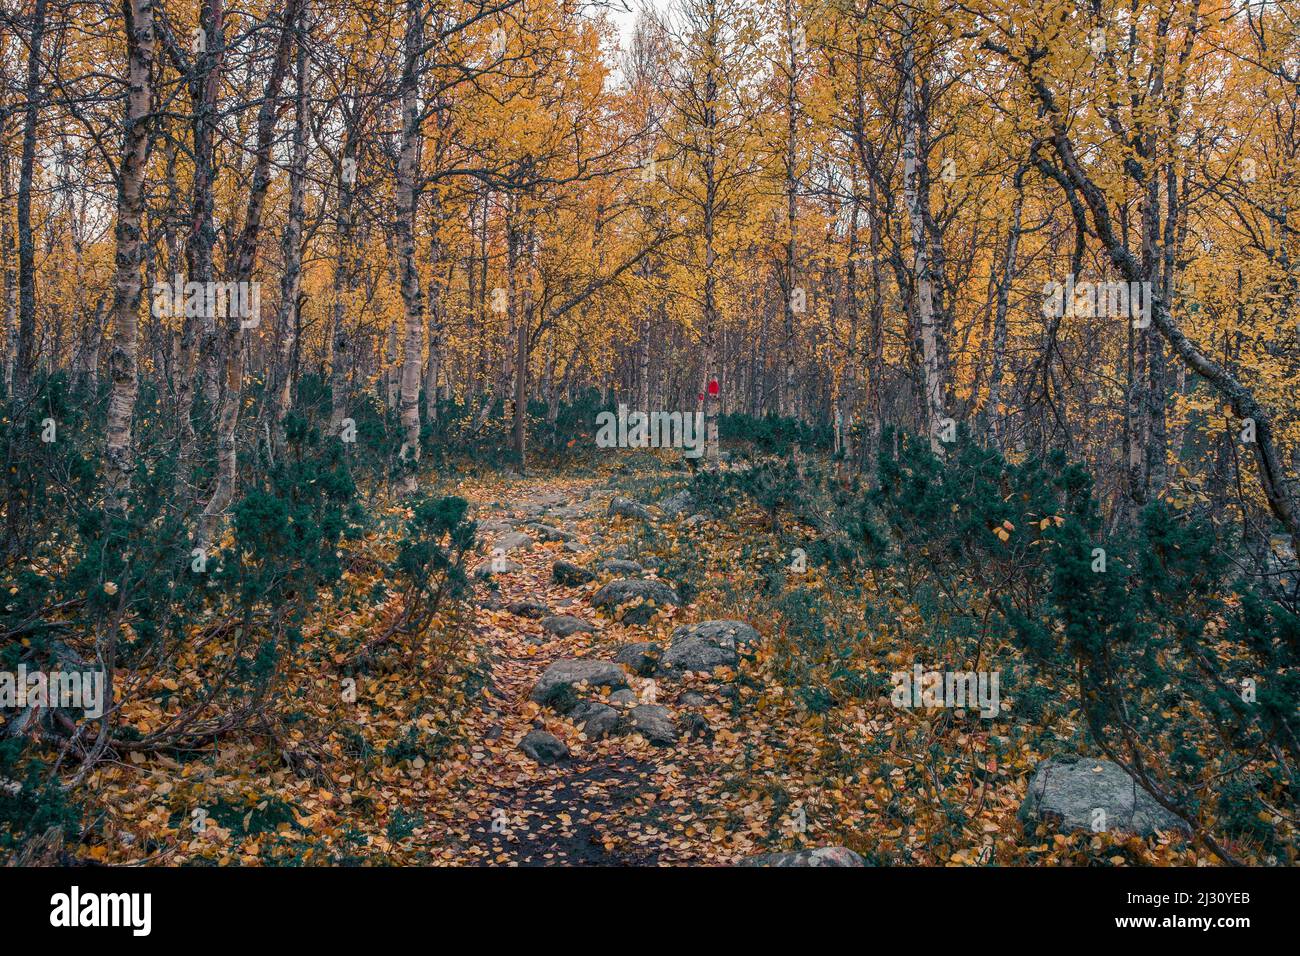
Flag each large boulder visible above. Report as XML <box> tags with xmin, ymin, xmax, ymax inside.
<box><xmin>519</xmin><ymin>730</ymin><xmax>569</xmax><ymax>765</ymax></box>
<box><xmin>592</xmin><ymin>579</ymin><xmax>680</xmax><ymax>626</ymax></box>
<box><xmin>741</xmin><ymin>847</ymin><xmax>865</xmax><ymax>867</ymax></box>
<box><xmin>625</xmin><ymin>704</ymin><xmax>678</xmax><ymax>746</ymax></box>
<box><xmin>660</xmin><ymin>620</ymin><xmax>760</xmax><ymax>673</ymax></box>
<box><xmin>608</xmin><ymin>496</ymin><xmax>654</xmax><ymax>521</ymax></box>
<box><xmin>1019</xmin><ymin>757</ymin><xmax>1192</xmax><ymax>836</ymax></box>
<box><xmin>529</xmin><ymin>659</ymin><xmax>628</xmax><ymax>711</ymax></box>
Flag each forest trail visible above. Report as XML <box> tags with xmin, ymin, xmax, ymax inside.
<box><xmin>424</xmin><ymin>477</ymin><xmax>735</xmax><ymax>866</ymax></box>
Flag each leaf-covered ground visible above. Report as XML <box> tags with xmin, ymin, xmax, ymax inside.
<box><xmin>77</xmin><ymin>466</ymin><xmax>1241</xmax><ymax>866</ymax></box>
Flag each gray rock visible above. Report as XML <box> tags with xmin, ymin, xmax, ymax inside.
<box><xmin>507</xmin><ymin>600</ymin><xmax>548</xmax><ymax>619</ymax></box>
<box><xmin>661</xmin><ymin>636</ymin><xmax>735</xmax><ymax>673</ymax></box>
<box><xmin>741</xmin><ymin>847</ymin><xmax>866</xmax><ymax>867</ymax></box>
<box><xmin>519</xmin><ymin>730</ymin><xmax>569</xmax><ymax>765</ymax></box>
<box><xmin>681</xmin><ymin>711</ymin><xmax>712</xmax><ymax>741</ymax></box>
<box><xmin>541</xmin><ymin>614</ymin><xmax>596</xmax><ymax>637</ymax></box>
<box><xmin>609</xmin><ymin>689</ymin><xmax>637</xmax><ymax>707</ymax></box>
<box><xmin>475</xmin><ymin>519</ymin><xmax>515</xmax><ymax>536</ymax></box>
<box><xmin>570</xmin><ymin>701</ymin><xmax>620</xmax><ymax>740</ymax></box>
<box><xmin>608</xmin><ymin>496</ymin><xmax>654</xmax><ymax>521</ymax></box>
<box><xmin>553</xmin><ymin>560</ymin><xmax>595</xmax><ymax>586</ymax></box>
<box><xmin>526</xmin><ymin>492</ymin><xmax>568</xmax><ymax>509</ymax></box>
<box><xmin>659</xmin><ymin>489</ymin><xmax>696</xmax><ymax>517</ymax></box>
<box><xmin>626</xmin><ymin>704</ymin><xmax>678</xmax><ymax>745</ymax></box>
<box><xmin>660</xmin><ymin>620</ymin><xmax>760</xmax><ymax>674</ymax></box>
<box><xmin>597</xmin><ymin>559</ymin><xmax>644</xmax><ymax>577</ymax></box>
<box><xmin>591</xmin><ymin>579</ymin><xmax>680</xmax><ymax>625</ymax></box>
<box><xmin>474</xmin><ymin>558</ymin><xmax>521</xmax><ymax>578</ymax></box>
<box><xmin>523</xmin><ymin>522</ymin><xmax>576</xmax><ymax>543</ymax></box>
<box><xmin>614</xmin><ymin>641</ymin><xmax>662</xmax><ymax>677</ymax></box>
<box><xmin>495</xmin><ymin>531</ymin><xmax>533</xmax><ymax>553</ymax></box>
<box><xmin>547</xmin><ymin>506</ymin><xmax>585</xmax><ymax>521</ymax></box>
<box><xmin>1019</xmin><ymin>757</ymin><xmax>1193</xmax><ymax>837</ymax></box>
<box><xmin>680</xmin><ymin>691</ymin><xmax>708</xmax><ymax>707</ymax></box>
<box><xmin>562</xmin><ymin>542</ymin><xmax>586</xmax><ymax>554</ymax></box>
<box><xmin>673</xmin><ymin>619</ymin><xmax>761</xmax><ymax>647</ymax></box>
<box><xmin>529</xmin><ymin>659</ymin><xmax>628</xmax><ymax>711</ymax></box>
<box><xmin>684</xmin><ymin>514</ymin><xmax>708</xmax><ymax>529</ymax></box>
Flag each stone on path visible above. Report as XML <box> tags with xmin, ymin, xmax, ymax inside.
<box><xmin>519</xmin><ymin>729</ymin><xmax>569</xmax><ymax>765</ymax></box>
<box><xmin>1019</xmin><ymin>756</ymin><xmax>1192</xmax><ymax>836</ymax></box>
<box><xmin>681</xmin><ymin>711</ymin><xmax>712</xmax><ymax>741</ymax></box>
<box><xmin>541</xmin><ymin>614</ymin><xmax>596</xmax><ymax>637</ymax></box>
<box><xmin>626</xmin><ymin>704</ymin><xmax>678</xmax><ymax>746</ymax></box>
<box><xmin>608</xmin><ymin>496</ymin><xmax>654</xmax><ymax>521</ymax></box>
<box><xmin>526</xmin><ymin>492</ymin><xmax>568</xmax><ymax>509</ymax></box>
<box><xmin>570</xmin><ymin>701</ymin><xmax>620</xmax><ymax>740</ymax></box>
<box><xmin>474</xmin><ymin>558</ymin><xmax>521</xmax><ymax>578</ymax></box>
<box><xmin>530</xmin><ymin>659</ymin><xmax>628</xmax><ymax>711</ymax></box>
<box><xmin>523</xmin><ymin>522</ymin><xmax>576</xmax><ymax>543</ymax></box>
<box><xmin>553</xmin><ymin>560</ymin><xmax>595</xmax><ymax>586</ymax></box>
<box><xmin>494</xmin><ymin>531</ymin><xmax>533</xmax><ymax>553</ymax></box>
<box><xmin>614</xmin><ymin>642</ymin><xmax>662</xmax><ymax>677</ymax></box>
<box><xmin>507</xmin><ymin>600</ymin><xmax>548</xmax><ymax>619</ymax></box>
<box><xmin>591</xmin><ymin>579</ymin><xmax>680</xmax><ymax>626</ymax></box>
<box><xmin>546</xmin><ymin>505</ymin><xmax>586</xmax><ymax>520</ymax></box>
<box><xmin>741</xmin><ymin>847</ymin><xmax>866</xmax><ymax>867</ymax></box>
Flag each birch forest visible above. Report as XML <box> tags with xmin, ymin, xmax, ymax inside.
<box><xmin>0</xmin><ymin>0</ymin><xmax>1297</xmax><ymax>870</ymax></box>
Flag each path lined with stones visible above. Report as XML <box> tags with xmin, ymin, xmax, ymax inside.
<box><xmin>427</xmin><ymin>479</ymin><xmax>861</xmax><ymax>866</ymax></box>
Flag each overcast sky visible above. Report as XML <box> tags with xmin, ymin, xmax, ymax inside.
<box><xmin>608</xmin><ymin>0</ymin><xmax>668</xmax><ymax>49</ymax></box>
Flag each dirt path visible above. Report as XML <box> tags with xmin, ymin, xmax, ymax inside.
<box><xmin>425</xmin><ymin>478</ymin><xmax>713</xmax><ymax>866</ymax></box>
